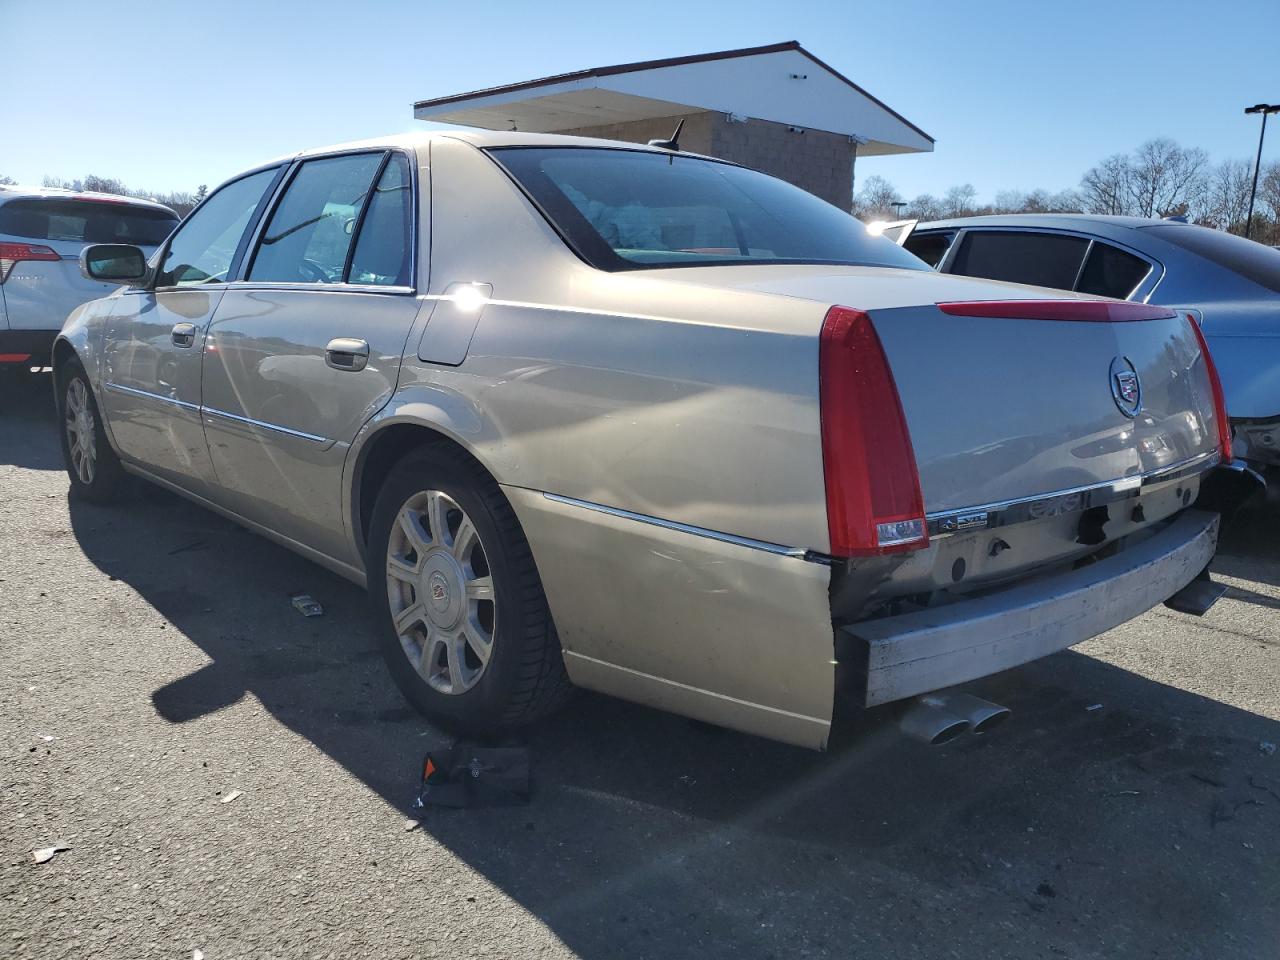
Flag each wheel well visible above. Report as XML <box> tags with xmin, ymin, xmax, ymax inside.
<box><xmin>353</xmin><ymin>423</ymin><xmax>488</xmax><ymax>554</ymax></box>
<box><xmin>51</xmin><ymin>339</ymin><xmax>76</xmax><ymax>378</ymax></box>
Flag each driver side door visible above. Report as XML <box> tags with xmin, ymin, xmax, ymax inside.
<box><xmin>100</xmin><ymin>167</ymin><xmax>283</xmax><ymax>494</ymax></box>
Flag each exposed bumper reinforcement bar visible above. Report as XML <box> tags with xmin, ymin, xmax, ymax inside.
<box><xmin>845</xmin><ymin>509</ymin><xmax>1220</xmax><ymax>708</ymax></box>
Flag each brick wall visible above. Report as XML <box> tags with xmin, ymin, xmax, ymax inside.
<box><xmin>560</xmin><ymin>110</ymin><xmax>855</xmax><ymax>210</ymax></box>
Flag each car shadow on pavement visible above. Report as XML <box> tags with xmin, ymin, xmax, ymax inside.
<box><xmin>0</xmin><ymin>371</ymin><xmax>62</xmax><ymax>470</ymax></box>
<box><xmin>57</xmin><ymin>473</ymin><xmax>1280</xmax><ymax>959</ymax></box>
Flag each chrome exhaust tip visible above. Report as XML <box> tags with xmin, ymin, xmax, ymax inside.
<box><xmin>941</xmin><ymin>692</ymin><xmax>1012</xmax><ymax>735</ymax></box>
<box><xmin>899</xmin><ymin>695</ymin><xmax>971</xmax><ymax>745</ymax></box>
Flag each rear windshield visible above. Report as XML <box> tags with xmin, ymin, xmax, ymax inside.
<box><xmin>1141</xmin><ymin>223</ymin><xmax>1280</xmax><ymax>294</ymax></box>
<box><xmin>488</xmin><ymin>147</ymin><xmax>927</xmax><ymax>272</ymax></box>
<box><xmin>0</xmin><ymin>197</ymin><xmax>178</xmax><ymax>246</ymax></box>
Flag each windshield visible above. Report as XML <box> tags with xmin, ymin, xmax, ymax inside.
<box><xmin>488</xmin><ymin>147</ymin><xmax>927</xmax><ymax>273</ymax></box>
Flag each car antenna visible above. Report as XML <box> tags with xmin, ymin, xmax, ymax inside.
<box><xmin>648</xmin><ymin>118</ymin><xmax>684</xmax><ymax>152</ymax></box>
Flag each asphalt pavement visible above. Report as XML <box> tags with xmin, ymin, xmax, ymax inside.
<box><xmin>2</xmin><ymin>370</ymin><xmax>1278</xmax><ymax>959</ymax></box>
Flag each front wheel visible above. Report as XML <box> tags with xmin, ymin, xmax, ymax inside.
<box><xmin>56</xmin><ymin>359</ymin><xmax>129</xmax><ymax>503</ymax></box>
<box><xmin>367</xmin><ymin>444</ymin><xmax>572</xmax><ymax>736</ymax></box>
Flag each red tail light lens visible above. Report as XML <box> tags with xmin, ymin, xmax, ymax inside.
<box><xmin>819</xmin><ymin>306</ymin><xmax>928</xmax><ymax>556</ymax></box>
<box><xmin>0</xmin><ymin>242</ymin><xmax>61</xmax><ymax>283</ymax></box>
<box><xmin>1185</xmin><ymin>313</ymin><xmax>1233</xmax><ymax>462</ymax></box>
<box><xmin>937</xmin><ymin>300</ymin><xmax>1176</xmax><ymax>323</ymax></box>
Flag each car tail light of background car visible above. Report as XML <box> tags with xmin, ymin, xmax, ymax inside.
<box><xmin>818</xmin><ymin>305</ymin><xmax>929</xmax><ymax>556</ymax></box>
<box><xmin>0</xmin><ymin>242</ymin><xmax>61</xmax><ymax>284</ymax></box>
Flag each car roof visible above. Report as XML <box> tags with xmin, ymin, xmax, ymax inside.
<box><xmin>257</xmin><ymin>129</ymin><xmax>730</xmax><ymax>170</ymax></box>
<box><xmin>0</xmin><ymin>182</ymin><xmax>178</xmax><ymax>216</ymax></box>
<box><xmin>913</xmin><ymin>213</ymin><xmax>1169</xmax><ymax>233</ymax></box>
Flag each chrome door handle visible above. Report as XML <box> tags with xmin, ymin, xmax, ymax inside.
<box><xmin>325</xmin><ymin>337</ymin><xmax>369</xmax><ymax>372</ymax></box>
<box><xmin>171</xmin><ymin>322</ymin><xmax>197</xmax><ymax>347</ymax></box>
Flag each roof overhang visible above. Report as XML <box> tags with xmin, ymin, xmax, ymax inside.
<box><xmin>414</xmin><ymin>41</ymin><xmax>933</xmax><ymax>157</ymax></box>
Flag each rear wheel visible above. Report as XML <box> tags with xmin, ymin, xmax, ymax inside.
<box><xmin>367</xmin><ymin>443</ymin><xmax>571</xmax><ymax>736</ymax></box>
<box><xmin>56</xmin><ymin>359</ymin><xmax>128</xmax><ymax>503</ymax></box>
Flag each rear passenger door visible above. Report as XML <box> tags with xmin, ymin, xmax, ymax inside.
<box><xmin>200</xmin><ymin>149</ymin><xmax>421</xmax><ymax>565</ymax></box>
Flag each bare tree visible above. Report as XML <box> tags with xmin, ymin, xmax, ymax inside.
<box><xmin>0</xmin><ymin>174</ymin><xmax>15</xmax><ymax>186</ymax></box>
<box><xmin>1080</xmin><ymin>154</ymin><xmax>1132</xmax><ymax>215</ymax></box>
<box><xmin>852</xmin><ymin>175</ymin><xmax>903</xmax><ymax>221</ymax></box>
<box><xmin>1259</xmin><ymin>161</ymin><xmax>1280</xmax><ymax>220</ymax></box>
<box><xmin>906</xmin><ymin>193</ymin><xmax>943</xmax><ymax>220</ymax></box>
<box><xmin>942</xmin><ymin>183</ymin><xmax>978</xmax><ymax>217</ymax></box>
<box><xmin>1126</xmin><ymin>138</ymin><xmax>1207</xmax><ymax>218</ymax></box>
<box><xmin>1199</xmin><ymin>158</ymin><xmax>1254</xmax><ymax>231</ymax></box>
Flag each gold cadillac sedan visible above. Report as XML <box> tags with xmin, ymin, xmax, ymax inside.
<box><xmin>53</xmin><ymin>131</ymin><xmax>1242</xmax><ymax>749</ymax></box>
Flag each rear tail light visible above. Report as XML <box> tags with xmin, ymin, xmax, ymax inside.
<box><xmin>937</xmin><ymin>300</ymin><xmax>1176</xmax><ymax>323</ymax></box>
<box><xmin>819</xmin><ymin>306</ymin><xmax>928</xmax><ymax>556</ymax></box>
<box><xmin>1185</xmin><ymin>312</ymin><xmax>1233</xmax><ymax>462</ymax></box>
<box><xmin>0</xmin><ymin>242</ymin><xmax>61</xmax><ymax>283</ymax></box>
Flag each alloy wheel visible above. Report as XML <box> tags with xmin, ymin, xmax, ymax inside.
<box><xmin>64</xmin><ymin>378</ymin><xmax>97</xmax><ymax>486</ymax></box>
<box><xmin>385</xmin><ymin>490</ymin><xmax>496</xmax><ymax>694</ymax></box>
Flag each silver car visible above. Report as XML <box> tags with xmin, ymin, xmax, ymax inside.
<box><xmin>54</xmin><ymin>132</ymin><xmax>1241</xmax><ymax>749</ymax></box>
<box><xmin>893</xmin><ymin>214</ymin><xmax>1280</xmax><ymax>474</ymax></box>
<box><xmin>0</xmin><ymin>185</ymin><xmax>178</xmax><ymax>370</ymax></box>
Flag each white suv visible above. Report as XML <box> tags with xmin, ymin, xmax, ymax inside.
<box><xmin>0</xmin><ymin>185</ymin><xmax>178</xmax><ymax>370</ymax></box>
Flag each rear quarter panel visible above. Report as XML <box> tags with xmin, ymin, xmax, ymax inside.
<box><xmin>355</xmin><ymin>137</ymin><xmax>838</xmax><ymax>746</ymax></box>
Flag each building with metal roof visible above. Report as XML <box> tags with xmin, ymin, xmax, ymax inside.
<box><xmin>413</xmin><ymin>41</ymin><xmax>932</xmax><ymax>211</ymax></box>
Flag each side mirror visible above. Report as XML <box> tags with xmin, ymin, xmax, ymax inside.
<box><xmin>80</xmin><ymin>244</ymin><xmax>148</xmax><ymax>284</ymax></box>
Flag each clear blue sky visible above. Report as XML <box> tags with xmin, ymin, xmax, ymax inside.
<box><xmin>2</xmin><ymin>0</ymin><xmax>1276</xmax><ymax>202</ymax></box>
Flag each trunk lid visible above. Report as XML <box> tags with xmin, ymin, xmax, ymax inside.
<box><xmin>872</xmin><ymin>300</ymin><xmax>1218</xmax><ymax>515</ymax></box>
<box><xmin>653</xmin><ymin>264</ymin><xmax>1221</xmax><ymax>517</ymax></box>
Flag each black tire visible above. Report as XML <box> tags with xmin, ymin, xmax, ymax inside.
<box><xmin>367</xmin><ymin>442</ymin><xmax>572</xmax><ymax>737</ymax></box>
<box><xmin>55</xmin><ymin>357</ymin><xmax>129</xmax><ymax>503</ymax></box>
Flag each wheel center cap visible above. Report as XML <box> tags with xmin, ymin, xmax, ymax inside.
<box><xmin>420</xmin><ymin>553</ymin><xmax>464</xmax><ymax>629</ymax></box>
<box><xmin>428</xmin><ymin>572</ymin><xmax>450</xmax><ymax>608</ymax></box>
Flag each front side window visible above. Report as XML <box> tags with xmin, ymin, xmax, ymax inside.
<box><xmin>0</xmin><ymin>198</ymin><xmax>178</xmax><ymax>246</ymax></box>
<box><xmin>948</xmin><ymin>231</ymin><xmax>1089</xmax><ymax>290</ymax></box>
<box><xmin>1075</xmin><ymin>241</ymin><xmax>1150</xmax><ymax>299</ymax></box>
<box><xmin>489</xmin><ymin>147</ymin><xmax>926</xmax><ymax>272</ymax></box>
<box><xmin>248</xmin><ymin>153</ymin><xmax>385</xmax><ymax>284</ymax></box>
<box><xmin>348</xmin><ymin>153</ymin><xmax>413</xmax><ymax>286</ymax></box>
<box><xmin>156</xmin><ymin>168</ymin><xmax>278</xmax><ymax>286</ymax></box>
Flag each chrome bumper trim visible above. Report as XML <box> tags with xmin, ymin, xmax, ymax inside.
<box><xmin>541</xmin><ymin>492</ymin><xmax>809</xmax><ymax>558</ymax></box>
<box><xmin>925</xmin><ymin>450</ymin><xmax>1220</xmax><ymax>539</ymax></box>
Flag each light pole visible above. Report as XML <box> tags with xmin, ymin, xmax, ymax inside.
<box><xmin>1244</xmin><ymin>103</ymin><xmax>1280</xmax><ymax>240</ymax></box>
<box><xmin>891</xmin><ymin>201</ymin><xmax>908</xmax><ymax>220</ymax></box>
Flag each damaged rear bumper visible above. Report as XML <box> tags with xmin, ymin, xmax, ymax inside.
<box><xmin>843</xmin><ymin>509</ymin><xmax>1220</xmax><ymax>708</ymax></box>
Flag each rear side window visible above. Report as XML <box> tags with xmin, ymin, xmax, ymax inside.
<box><xmin>249</xmin><ymin>153</ymin><xmax>384</xmax><ymax>284</ymax></box>
<box><xmin>949</xmin><ymin>231</ymin><xmax>1089</xmax><ymax>290</ymax></box>
<box><xmin>1141</xmin><ymin>223</ymin><xmax>1280</xmax><ymax>294</ymax></box>
<box><xmin>489</xmin><ymin>147</ymin><xmax>926</xmax><ymax>272</ymax></box>
<box><xmin>0</xmin><ymin>198</ymin><xmax>177</xmax><ymax>246</ymax></box>
<box><xmin>156</xmin><ymin>168</ymin><xmax>278</xmax><ymax>287</ymax></box>
<box><xmin>1075</xmin><ymin>242</ymin><xmax>1150</xmax><ymax>299</ymax></box>
<box><xmin>903</xmin><ymin>230</ymin><xmax>955</xmax><ymax>268</ymax></box>
<box><xmin>348</xmin><ymin>154</ymin><xmax>412</xmax><ymax>286</ymax></box>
